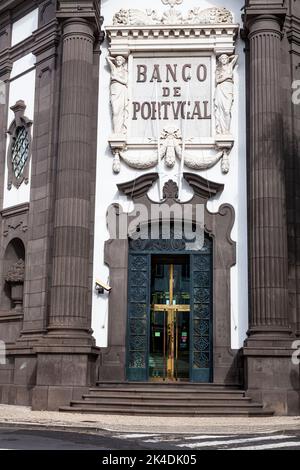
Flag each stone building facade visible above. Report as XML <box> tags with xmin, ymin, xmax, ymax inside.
<box><xmin>0</xmin><ymin>0</ymin><xmax>299</xmax><ymax>415</ymax></box>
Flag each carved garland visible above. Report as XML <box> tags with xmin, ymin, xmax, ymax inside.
<box><xmin>116</xmin><ymin>126</ymin><xmax>225</xmax><ymax>173</ymax></box>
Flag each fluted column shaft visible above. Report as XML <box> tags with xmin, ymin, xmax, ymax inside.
<box><xmin>248</xmin><ymin>15</ymin><xmax>289</xmax><ymax>335</ymax></box>
<box><xmin>49</xmin><ymin>19</ymin><xmax>94</xmax><ymax>333</ymax></box>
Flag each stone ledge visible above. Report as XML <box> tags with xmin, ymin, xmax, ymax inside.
<box><xmin>243</xmin><ymin>347</ymin><xmax>296</xmax><ymax>357</ymax></box>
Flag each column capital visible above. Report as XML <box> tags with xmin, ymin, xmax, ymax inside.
<box><xmin>56</xmin><ymin>0</ymin><xmax>103</xmax><ymax>33</ymax></box>
<box><xmin>243</xmin><ymin>5</ymin><xmax>287</xmax><ymax>38</ymax></box>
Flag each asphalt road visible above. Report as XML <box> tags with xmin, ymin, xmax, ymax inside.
<box><xmin>0</xmin><ymin>427</ymin><xmax>299</xmax><ymax>450</ymax></box>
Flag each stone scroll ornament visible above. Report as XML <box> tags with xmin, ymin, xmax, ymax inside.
<box><xmin>114</xmin><ymin>126</ymin><xmax>224</xmax><ymax>173</ymax></box>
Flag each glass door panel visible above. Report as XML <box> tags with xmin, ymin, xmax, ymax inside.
<box><xmin>149</xmin><ymin>308</ymin><xmax>166</xmax><ymax>380</ymax></box>
<box><xmin>150</xmin><ymin>256</ymin><xmax>191</xmax><ymax>381</ymax></box>
<box><xmin>175</xmin><ymin>308</ymin><xmax>190</xmax><ymax>380</ymax></box>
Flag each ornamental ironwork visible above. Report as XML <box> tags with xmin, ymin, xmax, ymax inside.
<box><xmin>7</xmin><ymin>101</ymin><xmax>32</xmax><ymax>190</ymax></box>
<box><xmin>11</xmin><ymin>127</ymin><xmax>30</xmax><ymax>180</ymax></box>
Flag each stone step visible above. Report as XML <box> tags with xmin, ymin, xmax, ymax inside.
<box><xmin>82</xmin><ymin>394</ymin><xmax>249</xmax><ymax>403</ymax></box>
<box><xmin>96</xmin><ymin>381</ymin><xmax>241</xmax><ymax>390</ymax></box>
<box><xmin>60</xmin><ymin>382</ymin><xmax>273</xmax><ymax>417</ymax></box>
<box><xmin>70</xmin><ymin>400</ymin><xmax>260</xmax><ymax>408</ymax></box>
<box><xmin>89</xmin><ymin>385</ymin><xmax>244</xmax><ymax>395</ymax></box>
<box><xmin>60</xmin><ymin>405</ymin><xmax>273</xmax><ymax>417</ymax></box>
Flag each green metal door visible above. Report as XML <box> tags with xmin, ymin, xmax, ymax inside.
<box><xmin>190</xmin><ymin>239</ymin><xmax>213</xmax><ymax>382</ymax></box>
<box><xmin>126</xmin><ymin>235</ymin><xmax>213</xmax><ymax>382</ymax></box>
<box><xmin>126</xmin><ymin>253</ymin><xmax>150</xmax><ymax>381</ymax></box>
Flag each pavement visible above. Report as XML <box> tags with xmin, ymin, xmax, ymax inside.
<box><xmin>0</xmin><ymin>404</ymin><xmax>299</xmax><ymax>435</ymax></box>
<box><xmin>0</xmin><ymin>427</ymin><xmax>300</xmax><ymax>450</ymax></box>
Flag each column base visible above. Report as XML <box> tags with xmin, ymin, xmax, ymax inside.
<box><xmin>32</xmin><ymin>344</ymin><xmax>100</xmax><ymax>410</ymax></box>
<box><xmin>246</xmin><ymin>326</ymin><xmax>293</xmax><ymax>347</ymax></box>
<box><xmin>243</xmin><ymin>339</ymin><xmax>300</xmax><ymax>415</ymax></box>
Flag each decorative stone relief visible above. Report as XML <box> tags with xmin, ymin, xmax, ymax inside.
<box><xmin>107</xmin><ymin>55</ymin><xmax>128</xmax><ymax>136</ymax></box>
<box><xmin>214</xmin><ymin>54</ymin><xmax>238</xmax><ymax>136</ymax></box>
<box><xmin>160</xmin><ymin>126</ymin><xmax>182</xmax><ymax>168</ymax></box>
<box><xmin>112</xmin><ymin>126</ymin><xmax>224</xmax><ymax>173</ymax></box>
<box><xmin>113</xmin><ymin>10</ymin><xmax>160</xmax><ymax>26</ymax></box>
<box><xmin>107</xmin><ymin>0</ymin><xmax>239</xmax><ymax>181</ymax></box>
<box><xmin>3</xmin><ymin>220</ymin><xmax>28</xmax><ymax>238</ymax></box>
<box><xmin>113</xmin><ymin>6</ymin><xmax>234</xmax><ymax>26</ymax></box>
<box><xmin>5</xmin><ymin>259</ymin><xmax>25</xmax><ymax>313</ymax></box>
<box><xmin>186</xmin><ymin>7</ymin><xmax>233</xmax><ymax>25</ymax></box>
<box><xmin>162</xmin><ymin>179</ymin><xmax>179</xmax><ymax>200</ymax></box>
<box><xmin>1</xmin><ymin>203</ymin><xmax>29</xmax><ymax>239</ymax></box>
<box><xmin>5</xmin><ymin>259</ymin><xmax>25</xmax><ymax>283</ymax></box>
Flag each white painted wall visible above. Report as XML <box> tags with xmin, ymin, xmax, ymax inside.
<box><xmin>3</xmin><ymin>54</ymin><xmax>36</xmax><ymax>209</ymax></box>
<box><xmin>11</xmin><ymin>9</ymin><xmax>38</xmax><ymax>47</ymax></box>
<box><xmin>92</xmin><ymin>0</ymin><xmax>248</xmax><ymax>350</ymax></box>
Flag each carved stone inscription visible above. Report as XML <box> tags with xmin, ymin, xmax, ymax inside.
<box><xmin>130</xmin><ymin>57</ymin><xmax>212</xmax><ymax>140</ymax></box>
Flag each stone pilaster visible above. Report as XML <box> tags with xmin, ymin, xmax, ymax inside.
<box><xmin>0</xmin><ymin>14</ymin><xmax>12</xmax><ymax>213</ymax></box>
<box><xmin>246</xmin><ymin>13</ymin><xmax>290</xmax><ymax>339</ymax></box>
<box><xmin>243</xmin><ymin>6</ymin><xmax>299</xmax><ymax>415</ymax></box>
<box><xmin>17</xmin><ymin>20</ymin><xmax>60</xmax><ymax>341</ymax></box>
<box><xmin>285</xmin><ymin>4</ymin><xmax>300</xmax><ymax>337</ymax></box>
<box><xmin>48</xmin><ymin>18</ymin><xmax>94</xmax><ymax>339</ymax></box>
<box><xmin>32</xmin><ymin>3</ymin><xmax>101</xmax><ymax>411</ymax></box>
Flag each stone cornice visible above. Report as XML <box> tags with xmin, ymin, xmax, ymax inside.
<box><xmin>243</xmin><ymin>4</ymin><xmax>287</xmax><ymax>33</ymax></box>
<box><xmin>285</xmin><ymin>14</ymin><xmax>300</xmax><ymax>48</ymax></box>
<box><xmin>107</xmin><ymin>23</ymin><xmax>239</xmax><ymax>56</ymax></box>
<box><xmin>0</xmin><ymin>0</ymin><xmax>29</xmax><ymax>15</ymax></box>
<box><xmin>0</xmin><ymin>202</ymin><xmax>29</xmax><ymax>218</ymax></box>
<box><xmin>0</xmin><ymin>10</ymin><xmax>11</xmax><ymax>29</ymax></box>
<box><xmin>0</xmin><ymin>49</ymin><xmax>12</xmax><ymax>79</ymax></box>
<box><xmin>0</xmin><ymin>19</ymin><xmax>59</xmax><ymax>75</ymax></box>
<box><xmin>0</xmin><ymin>0</ymin><xmax>39</xmax><ymax>21</ymax></box>
<box><xmin>32</xmin><ymin>18</ymin><xmax>60</xmax><ymax>60</ymax></box>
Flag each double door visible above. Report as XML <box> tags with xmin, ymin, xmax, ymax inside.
<box><xmin>127</xmin><ymin>248</ymin><xmax>213</xmax><ymax>383</ymax></box>
<box><xmin>150</xmin><ymin>304</ymin><xmax>190</xmax><ymax>381</ymax></box>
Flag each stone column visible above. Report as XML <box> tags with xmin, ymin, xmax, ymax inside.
<box><xmin>247</xmin><ymin>14</ymin><xmax>290</xmax><ymax>338</ymax></box>
<box><xmin>243</xmin><ymin>10</ymin><xmax>299</xmax><ymax>415</ymax></box>
<box><xmin>32</xmin><ymin>9</ymin><xmax>101</xmax><ymax>411</ymax></box>
<box><xmin>48</xmin><ymin>18</ymin><xmax>95</xmax><ymax>339</ymax></box>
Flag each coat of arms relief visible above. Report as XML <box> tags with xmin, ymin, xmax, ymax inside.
<box><xmin>106</xmin><ymin>0</ymin><xmax>239</xmax><ymax>190</ymax></box>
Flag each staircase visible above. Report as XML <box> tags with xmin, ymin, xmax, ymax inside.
<box><xmin>60</xmin><ymin>382</ymin><xmax>273</xmax><ymax>416</ymax></box>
